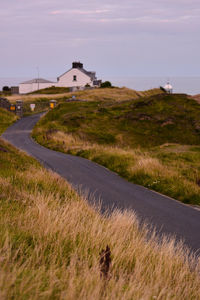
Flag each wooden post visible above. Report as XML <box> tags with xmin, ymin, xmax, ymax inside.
<box><xmin>99</xmin><ymin>245</ymin><xmax>111</xmax><ymax>279</ymax></box>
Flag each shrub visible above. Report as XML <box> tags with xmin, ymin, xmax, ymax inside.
<box><xmin>2</xmin><ymin>86</ymin><xmax>11</xmax><ymax>92</ymax></box>
<box><xmin>85</xmin><ymin>84</ymin><xmax>91</xmax><ymax>88</ymax></box>
<box><xmin>100</xmin><ymin>81</ymin><xmax>112</xmax><ymax>88</ymax></box>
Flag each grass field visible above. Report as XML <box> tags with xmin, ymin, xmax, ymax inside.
<box><xmin>1</xmin><ymin>92</ymin><xmax>200</xmax><ymax>299</ymax></box>
<box><xmin>33</xmin><ymin>93</ymin><xmax>200</xmax><ymax>205</ymax></box>
<box><xmin>0</xmin><ymin>138</ymin><xmax>200</xmax><ymax>299</ymax></box>
<box><xmin>0</xmin><ymin>108</ymin><xmax>17</xmax><ymax>134</ymax></box>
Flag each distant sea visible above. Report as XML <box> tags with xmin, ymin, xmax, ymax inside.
<box><xmin>0</xmin><ymin>76</ymin><xmax>200</xmax><ymax>95</ymax></box>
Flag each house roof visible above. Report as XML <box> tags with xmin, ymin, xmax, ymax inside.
<box><xmin>81</xmin><ymin>69</ymin><xmax>96</xmax><ymax>81</ymax></box>
<box><xmin>20</xmin><ymin>78</ymin><xmax>54</xmax><ymax>84</ymax></box>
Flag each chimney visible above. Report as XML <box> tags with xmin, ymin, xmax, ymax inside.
<box><xmin>72</xmin><ymin>62</ymin><xmax>83</xmax><ymax>69</ymax></box>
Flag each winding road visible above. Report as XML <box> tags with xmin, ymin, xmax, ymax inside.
<box><xmin>2</xmin><ymin>113</ymin><xmax>200</xmax><ymax>254</ymax></box>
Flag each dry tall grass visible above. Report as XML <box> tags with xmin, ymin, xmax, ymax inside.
<box><xmin>39</xmin><ymin>130</ymin><xmax>200</xmax><ymax>203</ymax></box>
<box><xmin>1</xmin><ymin>142</ymin><xmax>200</xmax><ymax>299</ymax></box>
<box><xmin>7</xmin><ymin>87</ymin><xmax>163</xmax><ymax>103</ymax></box>
<box><xmin>7</xmin><ymin>93</ymin><xmax>70</xmax><ymax>103</ymax></box>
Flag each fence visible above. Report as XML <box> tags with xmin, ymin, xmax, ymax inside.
<box><xmin>0</xmin><ymin>97</ymin><xmax>11</xmax><ymax>111</ymax></box>
<box><xmin>0</xmin><ymin>97</ymin><xmax>23</xmax><ymax>117</ymax></box>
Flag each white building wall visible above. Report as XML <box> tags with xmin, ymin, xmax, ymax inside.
<box><xmin>19</xmin><ymin>83</ymin><xmax>32</xmax><ymax>94</ymax></box>
<box><xmin>31</xmin><ymin>83</ymin><xmax>55</xmax><ymax>91</ymax></box>
<box><xmin>58</xmin><ymin>69</ymin><xmax>93</xmax><ymax>87</ymax></box>
<box><xmin>19</xmin><ymin>82</ymin><xmax>55</xmax><ymax>94</ymax></box>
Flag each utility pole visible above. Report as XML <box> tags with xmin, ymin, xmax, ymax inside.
<box><xmin>37</xmin><ymin>66</ymin><xmax>40</xmax><ymax>90</ymax></box>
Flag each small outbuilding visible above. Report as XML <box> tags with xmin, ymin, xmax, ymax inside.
<box><xmin>19</xmin><ymin>78</ymin><xmax>55</xmax><ymax>94</ymax></box>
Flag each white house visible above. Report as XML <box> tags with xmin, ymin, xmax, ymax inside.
<box><xmin>57</xmin><ymin>62</ymin><xmax>101</xmax><ymax>89</ymax></box>
<box><xmin>19</xmin><ymin>62</ymin><xmax>101</xmax><ymax>94</ymax></box>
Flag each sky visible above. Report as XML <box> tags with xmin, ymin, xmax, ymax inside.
<box><xmin>0</xmin><ymin>0</ymin><xmax>200</xmax><ymax>79</ymax></box>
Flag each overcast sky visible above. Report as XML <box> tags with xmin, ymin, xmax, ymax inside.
<box><xmin>1</xmin><ymin>0</ymin><xmax>200</xmax><ymax>79</ymax></box>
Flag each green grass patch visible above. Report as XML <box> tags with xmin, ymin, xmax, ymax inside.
<box><xmin>29</xmin><ymin>86</ymin><xmax>70</xmax><ymax>94</ymax></box>
<box><xmin>0</xmin><ymin>107</ymin><xmax>17</xmax><ymax>134</ymax></box>
<box><xmin>35</xmin><ymin>93</ymin><xmax>200</xmax><ymax>147</ymax></box>
<box><xmin>23</xmin><ymin>100</ymin><xmax>50</xmax><ymax>116</ymax></box>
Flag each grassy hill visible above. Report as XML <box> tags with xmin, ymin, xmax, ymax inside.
<box><xmin>0</xmin><ymin>138</ymin><xmax>200</xmax><ymax>299</ymax></box>
<box><xmin>35</xmin><ymin>93</ymin><xmax>200</xmax><ymax>148</ymax></box>
<box><xmin>33</xmin><ymin>93</ymin><xmax>200</xmax><ymax>205</ymax></box>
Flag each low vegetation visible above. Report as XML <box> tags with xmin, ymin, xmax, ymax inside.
<box><xmin>0</xmin><ymin>138</ymin><xmax>200</xmax><ymax>299</ymax></box>
<box><xmin>33</xmin><ymin>93</ymin><xmax>200</xmax><ymax>205</ymax></box>
<box><xmin>0</xmin><ymin>86</ymin><xmax>12</xmax><ymax>97</ymax></box>
<box><xmin>22</xmin><ymin>99</ymin><xmax>50</xmax><ymax>116</ymax></box>
<box><xmin>30</xmin><ymin>86</ymin><xmax>70</xmax><ymax>94</ymax></box>
<box><xmin>100</xmin><ymin>81</ymin><xmax>112</xmax><ymax>88</ymax></box>
<box><xmin>0</xmin><ymin>108</ymin><xmax>17</xmax><ymax>134</ymax></box>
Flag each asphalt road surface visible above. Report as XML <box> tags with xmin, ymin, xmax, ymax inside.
<box><xmin>2</xmin><ymin>113</ymin><xmax>200</xmax><ymax>254</ymax></box>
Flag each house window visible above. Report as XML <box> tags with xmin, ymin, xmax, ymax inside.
<box><xmin>73</xmin><ymin>75</ymin><xmax>77</xmax><ymax>81</ymax></box>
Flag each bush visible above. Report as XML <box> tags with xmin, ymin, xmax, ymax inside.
<box><xmin>100</xmin><ymin>81</ymin><xmax>112</xmax><ymax>88</ymax></box>
<box><xmin>2</xmin><ymin>86</ymin><xmax>11</xmax><ymax>92</ymax></box>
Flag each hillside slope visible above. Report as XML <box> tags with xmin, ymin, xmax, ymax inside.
<box><xmin>0</xmin><ymin>108</ymin><xmax>17</xmax><ymax>134</ymax></box>
<box><xmin>192</xmin><ymin>94</ymin><xmax>200</xmax><ymax>104</ymax></box>
<box><xmin>33</xmin><ymin>93</ymin><xmax>200</xmax><ymax>204</ymax></box>
<box><xmin>35</xmin><ymin>93</ymin><xmax>200</xmax><ymax>148</ymax></box>
<box><xmin>7</xmin><ymin>87</ymin><xmax>163</xmax><ymax>103</ymax></box>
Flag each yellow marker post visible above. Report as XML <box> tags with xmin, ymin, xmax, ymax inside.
<box><xmin>10</xmin><ymin>105</ymin><xmax>16</xmax><ymax>111</ymax></box>
<box><xmin>50</xmin><ymin>100</ymin><xmax>57</xmax><ymax>109</ymax></box>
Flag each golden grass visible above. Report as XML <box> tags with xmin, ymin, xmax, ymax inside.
<box><xmin>7</xmin><ymin>93</ymin><xmax>70</xmax><ymax>103</ymax></box>
<box><xmin>1</xmin><ymin>149</ymin><xmax>200</xmax><ymax>299</ymax></box>
<box><xmin>7</xmin><ymin>87</ymin><xmax>163</xmax><ymax>103</ymax></box>
<box><xmin>191</xmin><ymin>94</ymin><xmax>200</xmax><ymax>104</ymax></box>
<box><xmin>41</xmin><ymin>130</ymin><xmax>200</xmax><ymax>203</ymax></box>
